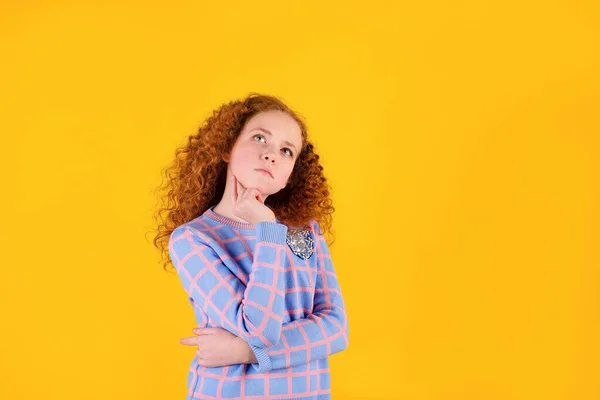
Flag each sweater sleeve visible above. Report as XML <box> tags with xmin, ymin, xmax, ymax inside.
<box><xmin>248</xmin><ymin>221</ymin><xmax>349</xmax><ymax>372</ymax></box>
<box><xmin>168</xmin><ymin>221</ymin><xmax>289</xmax><ymax>348</ymax></box>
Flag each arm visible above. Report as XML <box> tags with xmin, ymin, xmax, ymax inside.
<box><xmin>248</xmin><ymin>221</ymin><xmax>349</xmax><ymax>372</ymax></box>
<box><xmin>169</xmin><ymin>221</ymin><xmax>289</xmax><ymax>348</ymax></box>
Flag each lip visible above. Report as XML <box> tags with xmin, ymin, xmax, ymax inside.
<box><xmin>255</xmin><ymin>168</ymin><xmax>273</xmax><ymax>178</ymax></box>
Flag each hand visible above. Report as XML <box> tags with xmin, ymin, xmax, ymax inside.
<box><xmin>179</xmin><ymin>327</ymin><xmax>257</xmax><ymax>367</ymax></box>
<box><xmin>229</xmin><ymin>173</ymin><xmax>276</xmax><ymax>225</ymax></box>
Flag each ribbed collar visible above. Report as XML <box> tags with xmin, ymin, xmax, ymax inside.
<box><xmin>205</xmin><ymin>205</ymin><xmax>279</xmax><ymax>230</ymax></box>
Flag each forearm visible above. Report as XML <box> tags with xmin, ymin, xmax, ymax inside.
<box><xmin>249</xmin><ymin>308</ymin><xmax>348</xmax><ymax>371</ymax></box>
<box><xmin>230</xmin><ymin>306</ymin><xmax>348</xmax><ymax>370</ymax></box>
<box><xmin>246</xmin><ymin>222</ymin><xmax>350</xmax><ymax>371</ymax></box>
<box><xmin>218</xmin><ymin>220</ymin><xmax>350</xmax><ymax>371</ymax></box>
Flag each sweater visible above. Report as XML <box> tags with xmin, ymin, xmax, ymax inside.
<box><xmin>168</xmin><ymin>206</ymin><xmax>349</xmax><ymax>400</ymax></box>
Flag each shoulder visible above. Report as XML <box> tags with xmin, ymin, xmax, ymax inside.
<box><xmin>168</xmin><ymin>222</ymin><xmax>229</xmax><ymax>269</ymax></box>
<box><xmin>308</xmin><ymin>220</ymin><xmax>325</xmax><ymax>237</ymax></box>
<box><xmin>168</xmin><ymin>216</ymin><xmax>220</xmax><ymax>250</ymax></box>
<box><xmin>286</xmin><ymin>220</ymin><xmax>322</xmax><ymax>236</ymax></box>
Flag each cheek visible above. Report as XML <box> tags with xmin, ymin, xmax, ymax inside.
<box><xmin>229</xmin><ymin>147</ymin><xmax>253</xmax><ymax>168</ymax></box>
<box><xmin>279</xmin><ymin>164</ymin><xmax>295</xmax><ymax>185</ymax></box>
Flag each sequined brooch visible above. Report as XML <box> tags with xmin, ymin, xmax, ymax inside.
<box><xmin>286</xmin><ymin>228</ymin><xmax>315</xmax><ymax>260</ymax></box>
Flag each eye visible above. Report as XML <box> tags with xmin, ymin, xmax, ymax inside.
<box><xmin>253</xmin><ymin>134</ymin><xmax>266</xmax><ymax>143</ymax></box>
<box><xmin>282</xmin><ymin>148</ymin><xmax>293</xmax><ymax>157</ymax></box>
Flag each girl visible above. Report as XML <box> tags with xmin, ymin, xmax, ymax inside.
<box><xmin>153</xmin><ymin>93</ymin><xmax>349</xmax><ymax>399</ymax></box>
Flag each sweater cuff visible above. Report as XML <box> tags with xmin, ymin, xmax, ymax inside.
<box><xmin>255</xmin><ymin>221</ymin><xmax>288</xmax><ymax>245</ymax></box>
<box><xmin>249</xmin><ymin>344</ymin><xmax>272</xmax><ymax>372</ymax></box>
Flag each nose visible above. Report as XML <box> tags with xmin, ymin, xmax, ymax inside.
<box><xmin>262</xmin><ymin>151</ymin><xmax>277</xmax><ymax>163</ymax></box>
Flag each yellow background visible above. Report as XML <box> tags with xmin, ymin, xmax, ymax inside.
<box><xmin>2</xmin><ymin>0</ymin><xmax>599</xmax><ymax>399</ymax></box>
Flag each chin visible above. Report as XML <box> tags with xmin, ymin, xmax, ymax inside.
<box><xmin>237</xmin><ymin>176</ymin><xmax>273</xmax><ymax>195</ymax></box>
<box><xmin>257</xmin><ymin>184</ymin><xmax>280</xmax><ymax>196</ymax></box>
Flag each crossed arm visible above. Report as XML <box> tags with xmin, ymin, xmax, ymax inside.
<box><xmin>171</xmin><ymin>221</ymin><xmax>349</xmax><ymax>371</ymax></box>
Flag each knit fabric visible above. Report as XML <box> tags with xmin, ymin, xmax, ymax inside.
<box><xmin>168</xmin><ymin>206</ymin><xmax>349</xmax><ymax>399</ymax></box>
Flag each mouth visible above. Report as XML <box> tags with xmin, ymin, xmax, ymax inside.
<box><xmin>255</xmin><ymin>168</ymin><xmax>273</xmax><ymax>178</ymax></box>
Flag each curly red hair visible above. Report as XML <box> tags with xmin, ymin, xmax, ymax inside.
<box><xmin>152</xmin><ymin>93</ymin><xmax>335</xmax><ymax>271</ymax></box>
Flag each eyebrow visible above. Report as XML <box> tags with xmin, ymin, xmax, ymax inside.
<box><xmin>253</xmin><ymin>127</ymin><xmax>298</xmax><ymax>152</ymax></box>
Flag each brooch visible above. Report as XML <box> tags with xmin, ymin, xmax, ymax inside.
<box><xmin>286</xmin><ymin>228</ymin><xmax>315</xmax><ymax>260</ymax></box>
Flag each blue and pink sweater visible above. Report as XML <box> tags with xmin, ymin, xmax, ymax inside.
<box><xmin>168</xmin><ymin>206</ymin><xmax>349</xmax><ymax>399</ymax></box>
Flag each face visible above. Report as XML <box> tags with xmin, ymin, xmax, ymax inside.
<box><xmin>225</xmin><ymin>110</ymin><xmax>303</xmax><ymax>196</ymax></box>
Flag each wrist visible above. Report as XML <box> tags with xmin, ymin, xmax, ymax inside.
<box><xmin>235</xmin><ymin>337</ymin><xmax>257</xmax><ymax>364</ymax></box>
<box><xmin>248</xmin><ymin>344</ymin><xmax>271</xmax><ymax>371</ymax></box>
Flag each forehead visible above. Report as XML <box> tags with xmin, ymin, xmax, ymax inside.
<box><xmin>244</xmin><ymin>110</ymin><xmax>303</xmax><ymax>148</ymax></box>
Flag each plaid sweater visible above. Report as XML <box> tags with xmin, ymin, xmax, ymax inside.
<box><xmin>168</xmin><ymin>206</ymin><xmax>349</xmax><ymax>399</ymax></box>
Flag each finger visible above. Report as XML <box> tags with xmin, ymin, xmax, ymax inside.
<box><xmin>180</xmin><ymin>337</ymin><xmax>199</xmax><ymax>346</ymax></box>
<box><xmin>193</xmin><ymin>328</ymin><xmax>216</xmax><ymax>335</ymax></box>
<box><xmin>236</xmin><ymin>179</ymin><xmax>245</xmax><ymax>199</ymax></box>
<box><xmin>240</xmin><ymin>187</ymin><xmax>250</xmax><ymax>202</ymax></box>
<box><xmin>230</xmin><ymin>174</ymin><xmax>237</xmax><ymax>204</ymax></box>
<box><xmin>242</xmin><ymin>188</ymin><xmax>259</xmax><ymax>201</ymax></box>
<box><xmin>237</xmin><ymin>184</ymin><xmax>247</xmax><ymax>206</ymax></box>
<box><xmin>237</xmin><ymin>176</ymin><xmax>247</xmax><ymax>190</ymax></box>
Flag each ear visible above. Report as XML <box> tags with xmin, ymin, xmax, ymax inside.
<box><xmin>222</xmin><ymin>152</ymin><xmax>230</xmax><ymax>163</ymax></box>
